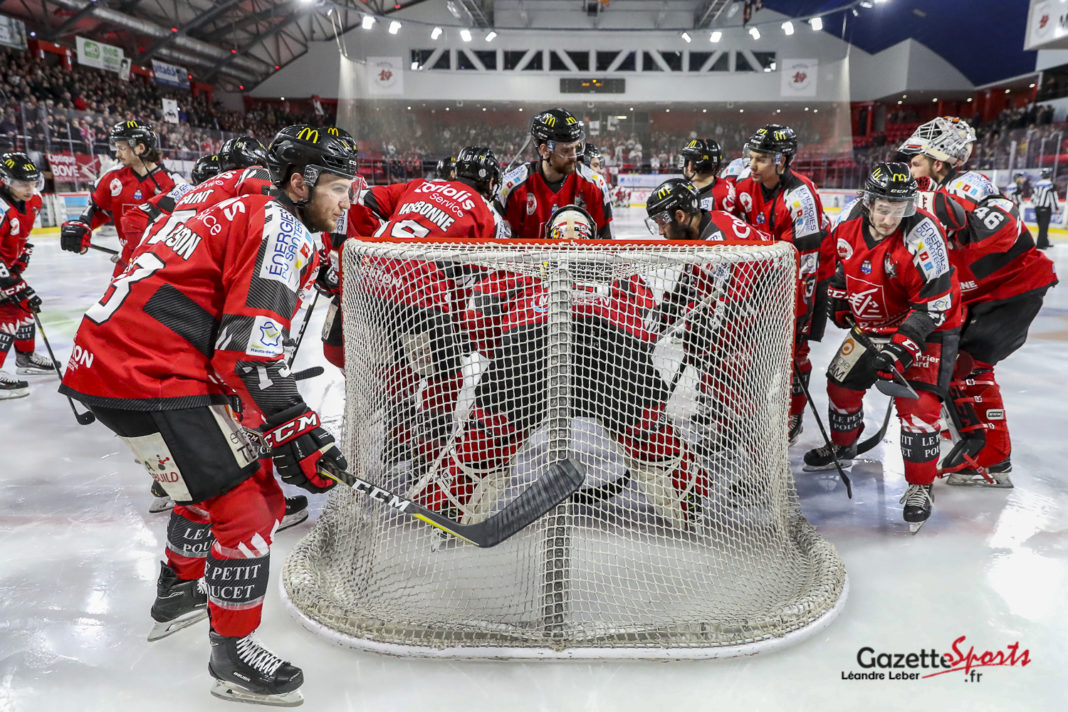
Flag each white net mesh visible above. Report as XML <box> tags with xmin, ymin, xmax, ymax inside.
<box><xmin>282</xmin><ymin>239</ymin><xmax>847</xmax><ymax>659</ymax></box>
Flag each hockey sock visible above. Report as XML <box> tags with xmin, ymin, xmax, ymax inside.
<box><xmin>165</xmin><ymin>504</ymin><xmax>213</xmax><ymax>580</ymax></box>
<box><xmin>948</xmin><ymin>365</ymin><xmax>1010</xmax><ymax>469</ymax></box>
<box><xmin>897</xmin><ymin>391</ymin><xmax>942</xmax><ymax>486</ymax></box>
<box><xmin>826</xmin><ymin>382</ymin><xmax>864</xmax><ymax>446</ymax></box>
<box><xmin>13</xmin><ymin>321</ymin><xmax>34</xmax><ymax>353</ymax></box>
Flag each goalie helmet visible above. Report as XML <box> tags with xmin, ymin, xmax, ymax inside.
<box><xmin>860</xmin><ymin>162</ymin><xmax>918</xmax><ymax>219</ymax></box>
<box><xmin>679</xmin><ymin>138</ymin><xmax>723</xmax><ymax>174</ymax></box>
<box><xmin>190</xmin><ymin>154</ymin><xmax>221</xmax><ymax>185</ymax></box>
<box><xmin>435</xmin><ymin>156</ymin><xmax>456</xmax><ymax>180</ymax></box>
<box><xmin>266</xmin><ymin>124</ymin><xmax>359</xmax><ymax>197</ymax></box>
<box><xmin>218</xmin><ymin>136</ymin><xmax>269</xmax><ymax>172</ymax></box>
<box><xmin>455</xmin><ymin>146</ymin><xmax>501</xmax><ymax>196</ymax></box>
<box><xmin>108</xmin><ymin>119</ymin><xmax>159</xmax><ymax>155</ymax></box>
<box><xmin>0</xmin><ymin>151</ymin><xmax>44</xmax><ymax>191</ymax></box>
<box><xmin>745</xmin><ymin>124</ymin><xmax>798</xmax><ymax>166</ymax></box>
<box><xmin>530</xmin><ymin>108</ymin><xmax>585</xmax><ymax>148</ymax></box>
<box><xmin>645</xmin><ymin>178</ymin><xmax>701</xmax><ymax>235</ymax></box>
<box><xmin>546</xmin><ymin>204</ymin><xmax>595</xmax><ymax>240</ymax></box>
<box><xmin>898</xmin><ymin>116</ymin><xmax>976</xmax><ymax>168</ymax></box>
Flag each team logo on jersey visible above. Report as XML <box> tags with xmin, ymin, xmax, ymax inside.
<box><xmin>526</xmin><ymin>193</ymin><xmax>537</xmax><ymax>215</ymax></box>
<box><xmin>133</xmin><ymin>190</ymin><xmax>143</xmax><ymax>200</ymax></box>
<box><xmin>109</xmin><ymin>178</ymin><xmax>122</xmax><ymax>197</ymax></box>
<box><xmin>259</xmin><ymin>206</ymin><xmax>310</xmax><ymax>291</ymax></box>
<box><xmin>837</xmin><ymin>237</ymin><xmax>853</xmax><ymax>260</ymax></box>
<box><xmin>8</xmin><ymin>217</ymin><xmax>18</xmax><ymax>234</ymax></box>
<box><xmin>884</xmin><ymin>257</ymin><xmax>897</xmax><ymax>278</ymax></box>
<box><xmin>247</xmin><ymin>316</ymin><xmax>284</xmax><ymax>358</ymax></box>
<box><xmin>738</xmin><ymin>191</ymin><xmax>753</xmax><ymax>215</ymax></box>
<box><xmin>860</xmin><ymin>259</ymin><xmax>872</xmax><ymax>274</ymax></box>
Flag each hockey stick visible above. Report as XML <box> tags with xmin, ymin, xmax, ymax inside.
<box><xmin>87</xmin><ymin>243</ymin><xmax>119</xmax><ymax>256</ymax></box>
<box><xmin>286</xmin><ymin>290</ymin><xmax>320</xmax><ymax>369</ymax></box>
<box><xmin>31</xmin><ymin>313</ymin><xmax>95</xmax><ymax>425</ymax></box>
<box><xmin>292</xmin><ymin>365</ymin><xmax>325</xmax><ymax>381</ymax></box>
<box><xmin>855</xmin><ymin>395</ymin><xmax>895</xmax><ymax>455</ymax></box>
<box><xmin>322</xmin><ymin>457</ymin><xmax>585</xmax><ymax>547</ymax></box>
<box><xmin>794</xmin><ymin>360</ymin><xmax>852</xmax><ymax>498</ymax></box>
<box><xmin>844</xmin><ymin>320</ymin><xmax>919</xmax><ymax>400</ymax></box>
<box><xmin>503</xmin><ymin>135</ymin><xmax>533</xmax><ymax>174</ymax></box>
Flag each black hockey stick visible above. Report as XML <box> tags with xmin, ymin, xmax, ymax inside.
<box><xmin>292</xmin><ymin>365</ymin><xmax>325</xmax><ymax>381</ymax></box>
<box><xmin>844</xmin><ymin>320</ymin><xmax>919</xmax><ymax>400</ymax></box>
<box><xmin>286</xmin><ymin>290</ymin><xmax>320</xmax><ymax>369</ymax></box>
<box><xmin>855</xmin><ymin>395</ymin><xmax>895</xmax><ymax>455</ymax></box>
<box><xmin>794</xmin><ymin>360</ymin><xmax>852</xmax><ymax>498</ymax></box>
<box><xmin>322</xmin><ymin>457</ymin><xmax>586</xmax><ymax>548</ymax></box>
<box><xmin>32</xmin><ymin>313</ymin><xmax>95</xmax><ymax>425</ymax></box>
<box><xmin>87</xmin><ymin>243</ymin><xmax>119</xmax><ymax>256</ymax></box>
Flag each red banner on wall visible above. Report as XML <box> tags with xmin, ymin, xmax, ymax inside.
<box><xmin>46</xmin><ymin>152</ymin><xmax>101</xmax><ymax>191</ymax></box>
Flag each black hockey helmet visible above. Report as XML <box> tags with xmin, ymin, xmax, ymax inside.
<box><xmin>581</xmin><ymin>142</ymin><xmax>602</xmax><ymax>166</ymax></box>
<box><xmin>1042</xmin><ymin>167</ymin><xmax>1052</xmax><ymax>179</ymax></box>
<box><xmin>645</xmin><ymin>178</ymin><xmax>701</xmax><ymax>235</ymax></box>
<box><xmin>744</xmin><ymin>124</ymin><xmax>798</xmax><ymax>167</ymax></box>
<box><xmin>679</xmin><ymin>138</ymin><xmax>723</xmax><ymax>175</ymax></box>
<box><xmin>0</xmin><ymin>151</ymin><xmax>43</xmax><ymax>190</ymax></box>
<box><xmin>454</xmin><ymin>146</ymin><xmax>500</xmax><ymax>196</ymax></box>
<box><xmin>530</xmin><ymin>108</ymin><xmax>585</xmax><ymax>148</ymax></box>
<box><xmin>190</xmin><ymin>154</ymin><xmax>221</xmax><ymax>185</ymax></box>
<box><xmin>860</xmin><ymin>162</ymin><xmax>918</xmax><ymax>218</ymax></box>
<box><xmin>545</xmin><ymin>204</ymin><xmax>595</xmax><ymax>240</ymax></box>
<box><xmin>218</xmin><ymin>136</ymin><xmax>269</xmax><ymax>172</ymax></box>
<box><xmin>266</xmin><ymin>124</ymin><xmax>359</xmax><ymax>199</ymax></box>
<box><xmin>108</xmin><ymin>119</ymin><xmax>159</xmax><ymax>155</ymax></box>
<box><xmin>435</xmin><ymin>156</ymin><xmax>456</xmax><ymax>180</ymax></box>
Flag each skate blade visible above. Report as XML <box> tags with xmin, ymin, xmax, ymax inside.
<box><xmin>945</xmin><ymin>473</ymin><xmax>1014</xmax><ymax>488</ymax></box>
<box><xmin>276</xmin><ymin>509</ymin><xmax>309</xmax><ymax>533</ymax></box>
<box><xmin>802</xmin><ymin>460</ymin><xmax>854</xmax><ymax>473</ymax></box>
<box><xmin>148</xmin><ymin>496</ymin><xmax>175</xmax><ymax>514</ymax></box>
<box><xmin>147</xmin><ymin>608</ymin><xmax>208</xmax><ymax>641</ymax></box>
<box><xmin>15</xmin><ymin>367</ymin><xmax>55</xmax><ymax>376</ymax></box>
<box><xmin>907</xmin><ymin>520</ymin><xmax>928</xmax><ymax>535</ymax></box>
<box><xmin>210</xmin><ymin>679</ymin><xmax>304</xmax><ymax>707</ymax></box>
<box><xmin>0</xmin><ymin>389</ymin><xmax>29</xmax><ymax>400</ymax></box>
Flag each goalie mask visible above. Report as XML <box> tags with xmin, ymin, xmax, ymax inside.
<box><xmin>898</xmin><ymin>116</ymin><xmax>976</xmax><ymax>168</ymax></box>
<box><xmin>0</xmin><ymin>151</ymin><xmax>44</xmax><ymax>193</ymax></box>
<box><xmin>861</xmin><ymin>162</ymin><xmax>918</xmax><ymax>220</ymax></box>
<box><xmin>546</xmin><ymin>204</ymin><xmax>595</xmax><ymax>240</ymax></box>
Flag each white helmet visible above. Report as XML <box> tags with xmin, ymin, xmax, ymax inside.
<box><xmin>546</xmin><ymin>204</ymin><xmax>595</xmax><ymax>240</ymax></box>
<box><xmin>898</xmin><ymin>116</ymin><xmax>977</xmax><ymax>168</ymax></box>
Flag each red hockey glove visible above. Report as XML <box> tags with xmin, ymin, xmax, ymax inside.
<box><xmin>261</xmin><ymin>403</ymin><xmax>345</xmax><ymax>493</ymax></box>
<box><xmin>0</xmin><ymin>279</ymin><xmax>41</xmax><ymax>313</ymax></box>
<box><xmin>60</xmin><ymin>220</ymin><xmax>92</xmax><ymax>254</ymax></box>
<box><xmin>826</xmin><ymin>281</ymin><xmax>850</xmax><ymax>329</ymax></box>
<box><xmin>874</xmin><ymin>332</ymin><xmax>922</xmax><ymax>382</ymax></box>
<box><xmin>12</xmin><ymin>243</ymin><xmax>32</xmax><ymax>275</ymax></box>
<box><xmin>314</xmin><ymin>246</ymin><xmax>341</xmax><ymax>297</ymax></box>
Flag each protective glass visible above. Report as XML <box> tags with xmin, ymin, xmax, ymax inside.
<box><xmin>863</xmin><ymin>194</ymin><xmax>916</xmax><ymax>219</ymax></box>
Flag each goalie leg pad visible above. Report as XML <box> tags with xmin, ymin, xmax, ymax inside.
<box><xmin>896</xmin><ymin>391</ymin><xmax>942</xmax><ymax>486</ymax></box>
<box><xmin>944</xmin><ymin>364</ymin><xmax>1010</xmax><ymax>470</ymax></box>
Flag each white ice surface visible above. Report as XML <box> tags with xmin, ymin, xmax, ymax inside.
<box><xmin>1</xmin><ymin>211</ymin><xmax>1066</xmax><ymax>711</ymax></box>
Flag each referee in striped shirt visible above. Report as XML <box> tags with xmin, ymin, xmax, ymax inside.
<box><xmin>1032</xmin><ymin>168</ymin><xmax>1058</xmax><ymax>250</ymax></box>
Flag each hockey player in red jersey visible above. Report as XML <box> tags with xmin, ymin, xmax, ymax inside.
<box><xmin>59</xmin><ymin>119</ymin><xmax>185</xmax><ymax>277</ymax></box>
<box><xmin>899</xmin><ymin>116</ymin><xmax>1058</xmax><ymax>487</ymax></box>
<box><xmin>496</xmin><ymin>107</ymin><xmax>613</xmax><ymax>238</ymax></box>
<box><xmin>0</xmin><ymin>153</ymin><xmax>51</xmax><ymax>397</ymax></box>
<box><xmin>59</xmin><ymin>125</ymin><xmax>358</xmax><ymax>706</ymax></box>
<box><xmin>414</xmin><ymin>204</ymin><xmax>709</xmax><ymax>530</ymax></box>
<box><xmin>803</xmin><ymin>164</ymin><xmax>962</xmax><ymax>533</ymax></box>
<box><xmin>734</xmin><ymin>124</ymin><xmax>829</xmax><ymax>442</ymax></box>
<box><xmin>679</xmin><ymin>138</ymin><xmax>736</xmax><ymax>213</ymax></box>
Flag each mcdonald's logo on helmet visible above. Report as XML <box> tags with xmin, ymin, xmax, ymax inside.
<box><xmin>297</xmin><ymin>127</ymin><xmax>320</xmax><ymax>143</ymax></box>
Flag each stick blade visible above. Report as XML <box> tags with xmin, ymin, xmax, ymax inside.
<box><xmin>875</xmin><ymin>378</ymin><xmax>918</xmax><ymax>400</ymax></box>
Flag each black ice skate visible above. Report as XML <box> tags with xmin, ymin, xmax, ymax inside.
<box><xmin>945</xmin><ymin>459</ymin><xmax>1013</xmax><ymax>488</ymax></box>
<box><xmin>148</xmin><ymin>480</ymin><xmax>174</xmax><ymax>513</ymax></box>
<box><xmin>802</xmin><ymin>441</ymin><xmax>858</xmax><ymax>472</ymax></box>
<box><xmin>15</xmin><ymin>351</ymin><xmax>56</xmax><ymax>376</ymax></box>
<box><xmin>787</xmin><ymin>414</ymin><xmax>803</xmax><ymax>445</ymax></box>
<box><xmin>148</xmin><ymin>562</ymin><xmax>208</xmax><ymax>641</ymax></box>
<box><xmin>209</xmin><ymin>630</ymin><xmax>304</xmax><ymax>707</ymax></box>
<box><xmin>276</xmin><ymin>495</ymin><xmax>309</xmax><ymax>533</ymax></box>
<box><xmin>899</xmin><ymin>484</ymin><xmax>934</xmax><ymax>535</ymax></box>
<box><xmin>0</xmin><ymin>370</ymin><xmax>29</xmax><ymax>399</ymax></box>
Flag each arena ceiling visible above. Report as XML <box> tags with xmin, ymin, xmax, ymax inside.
<box><xmin>3</xmin><ymin>0</ymin><xmax>1036</xmax><ymax>91</ymax></box>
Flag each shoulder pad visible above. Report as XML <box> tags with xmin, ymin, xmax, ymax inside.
<box><xmin>497</xmin><ymin>163</ymin><xmax>531</xmax><ymax>204</ymax></box>
<box><xmin>832</xmin><ymin>198</ymin><xmax>863</xmax><ymax>229</ymax></box>
<box><xmin>903</xmin><ymin>215</ymin><xmax>951</xmax><ymax>281</ymax></box>
<box><xmin>945</xmin><ymin>171</ymin><xmax>1000</xmax><ymax>203</ymax></box>
<box><xmin>94</xmin><ymin>165</ymin><xmax>124</xmax><ymax>190</ymax></box>
<box><xmin>576</xmin><ymin>163</ymin><xmax>609</xmax><ymax>194</ymax></box>
<box><xmin>783</xmin><ymin>183</ymin><xmax>823</xmax><ymax>237</ymax></box>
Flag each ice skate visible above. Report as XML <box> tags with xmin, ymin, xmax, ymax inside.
<box><xmin>147</xmin><ymin>562</ymin><xmax>208</xmax><ymax>641</ymax></box>
<box><xmin>0</xmin><ymin>370</ymin><xmax>28</xmax><ymax>399</ymax></box>
<box><xmin>209</xmin><ymin>630</ymin><xmax>304</xmax><ymax>707</ymax></box>
<box><xmin>148</xmin><ymin>480</ymin><xmax>174</xmax><ymax>513</ymax></box>
<box><xmin>15</xmin><ymin>351</ymin><xmax>56</xmax><ymax>376</ymax></box>
<box><xmin>945</xmin><ymin>459</ymin><xmax>1013</xmax><ymax>488</ymax></box>
<box><xmin>802</xmin><ymin>441</ymin><xmax>857</xmax><ymax>472</ymax></box>
<box><xmin>276</xmin><ymin>495</ymin><xmax>309</xmax><ymax>532</ymax></box>
<box><xmin>787</xmin><ymin>414</ymin><xmax>803</xmax><ymax>445</ymax></box>
<box><xmin>899</xmin><ymin>484</ymin><xmax>933</xmax><ymax>534</ymax></box>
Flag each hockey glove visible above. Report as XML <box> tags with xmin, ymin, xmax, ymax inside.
<box><xmin>826</xmin><ymin>281</ymin><xmax>851</xmax><ymax>329</ymax></box>
<box><xmin>314</xmin><ymin>250</ymin><xmax>341</xmax><ymax>297</ymax></box>
<box><xmin>12</xmin><ymin>243</ymin><xmax>32</xmax><ymax>275</ymax></box>
<box><xmin>60</xmin><ymin>220</ymin><xmax>92</xmax><ymax>254</ymax></box>
<box><xmin>874</xmin><ymin>332</ymin><xmax>922</xmax><ymax>382</ymax></box>
<box><xmin>0</xmin><ymin>279</ymin><xmax>41</xmax><ymax>313</ymax></box>
<box><xmin>261</xmin><ymin>403</ymin><xmax>345</xmax><ymax>493</ymax></box>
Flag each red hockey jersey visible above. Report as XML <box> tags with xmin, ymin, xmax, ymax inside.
<box><xmin>60</xmin><ymin>193</ymin><xmax>321</xmax><ymax>412</ymax></box>
<box><xmin>496</xmin><ymin>162</ymin><xmax>613</xmax><ymax>239</ymax></box>
<box><xmin>360</xmin><ymin>177</ymin><xmax>510</xmax><ymax>240</ymax></box>
<box><xmin>829</xmin><ymin>202</ymin><xmax>963</xmax><ymax>335</ymax></box>
<box><xmin>0</xmin><ymin>191</ymin><xmax>42</xmax><ymax>273</ymax></box>
<box><xmin>696</xmin><ymin>177</ymin><xmax>737</xmax><ymax>214</ymax></box>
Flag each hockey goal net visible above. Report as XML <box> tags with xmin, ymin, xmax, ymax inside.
<box><xmin>283</xmin><ymin>238</ymin><xmax>847</xmax><ymax>659</ymax></box>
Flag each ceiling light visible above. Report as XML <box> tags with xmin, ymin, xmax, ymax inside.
<box><xmin>389</xmin><ymin>20</ymin><xmax>401</xmax><ymax>34</ymax></box>
<box><xmin>809</xmin><ymin>17</ymin><xmax>823</xmax><ymax>31</ymax></box>
<box><xmin>1029</xmin><ymin>83</ymin><xmax>1036</xmax><ymax>88</ymax></box>
<box><xmin>967</xmin><ymin>98</ymin><xmax>973</xmax><ymax>102</ymax></box>
<box><xmin>852</xmin><ymin>8</ymin><xmax>860</xmax><ymax>17</ymax></box>
<box><xmin>781</xmin><ymin>21</ymin><xmax>794</xmax><ymax>35</ymax></box>
<box><xmin>681</xmin><ymin>32</ymin><xmax>692</xmax><ymax>43</ymax></box>
<box><xmin>460</xmin><ymin>28</ymin><xmax>472</xmax><ymax>42</ymax></box>
<box><xmin>1004</xmin><ymin>88</ymin><xmax>1011</xmax><ymax>94</ymax></box>
<box><xmin>431</xmin><ymin>26</ymin><xmax>443</xmax><ymax>39</ymax></box>
<box><xmin>932</xmin><ymin>97</ymin><xmax>938</xmax><ymax>102</ymax></box>
<box><xmin>748</xmin><ymin>26</ymin><xmax>760</xmax><ymax>40</ymax></box>
<box><xmin>362</xmin><ymin>14</ymin><xmax>375</xmax><ymax>29</ymax></box>
<box><xmin>485</xmin><ymin>30</ymin><xmax>497</xmax><ymax>41</ymax></box>
<box><xmin>709</xmin><ymin>30</ymin><xmax>722</xmax><ymax>42</ymax></box>
<box><xmin>860</xmin><ymin>1</ymin><xmax>874</xmax><ymax>8</ymax></box>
